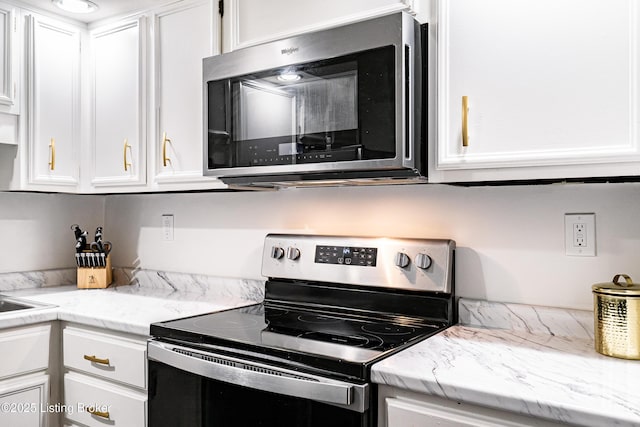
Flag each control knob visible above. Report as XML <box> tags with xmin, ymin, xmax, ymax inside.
<box><xmin>270</xmin><ymin>246</ymin><xmax>285</xmax><ymax>260</ymax></box>
<box><xmin>287</xmin><ymin>247</ymin><xmax>301</xmax><ymax>261</ymax></box>
<box><xmin>394</xmin><ymin>252</ymin><xmax>410</xmax><ymax>268</ymax></box>
<box><xmin>415</xmin><ymin>253</ymin><xmax>432</xmax><ymax>269</ymax></box>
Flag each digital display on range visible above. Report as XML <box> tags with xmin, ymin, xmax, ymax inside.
<box><xmin>315</xmin><ymin>245</ymin><xmax>377</xmax><ymax>267</ymax></box>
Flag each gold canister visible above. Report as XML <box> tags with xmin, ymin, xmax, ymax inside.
<box><xmin>592</xmin><ymin>274</ymin><xmax>640</xmax><ymax>360</ymax></box>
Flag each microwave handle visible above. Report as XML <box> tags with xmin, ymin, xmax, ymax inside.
<box><xmin>403</xmin><ymin>43</ymin><xmax>414</xmax><ymax>167</ymax></box>
<box><xmin>148</xmin><ymin>340</ymin><xmax>368</xmax><ymax>412</ymax></box>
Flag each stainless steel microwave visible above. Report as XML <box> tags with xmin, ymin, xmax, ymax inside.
<box><xmin>203</xmin><ymin>12</ymin><xmax>425</xmax><ymax>188</ymax></box>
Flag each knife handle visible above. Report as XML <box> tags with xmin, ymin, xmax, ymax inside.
<box><xmin>95</xmin><ymin>226</ymin><xmax>103</xmax><ymax>242</ymax></box>
<box><xmin>71</xmin><ymin>224</ymin><xmax>82</xmax><ymax>240</ymax></box>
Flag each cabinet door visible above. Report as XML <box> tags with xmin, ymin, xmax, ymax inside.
<box><xmin>90</xmin><ymin>18</ymin><xmax>147</xmax><ymax>189</ymax></box>
<box><xmin>0</xmin><ymin>374</ymin><xmax>49</xmax><ymax>427</ymax></box>
<box><xmin>26</xmin><ymin>15</ymin><xmax>80</xmax><ymax>189</ymax></box>
<box><xmin>433</xmin><ymin>0</ymin><xmax>640</xmax><ymax>182</ymax></box>
<box><xmin>0</xmin><ymin>324</ymin><xmax>50</xmax><ymax>380</ymax></box>
<box><xmin>152</xmin><ymin>0</ymin><xmax>218</xmax><ymax>187</ymax></box>
<box><xmin>0</xmin><ymin>2</ymin><xmax>18</xmax><ymax>115</ymax></box>
<box><xmin>222</xmin><ymin>0</ymin><xmax>412</xmax><ymax>51</ymax></box>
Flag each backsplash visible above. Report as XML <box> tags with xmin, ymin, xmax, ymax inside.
<box><xmin>114</xmin><ymin>268</ymin><xmax>265</xmax><ymax>301</ymax></box>
<box><xmin>0</xmin><ymin>268</ymin><xmax>77</xmax><ymax>291</ymax></box>
<box><xmin>459</xmin><ymin>298</ymin><xmax>594</xmax><ymax>339</ymax></box>
<box><xmin>0</xmin><ymin>267</ymin><xmax>265</xmax><ymax>302</ymax></box>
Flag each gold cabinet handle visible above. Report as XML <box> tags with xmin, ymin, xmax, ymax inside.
<box><xmin>48</xmin><ymin>138</ymin><xmax>56</xmax><ymax>170</ymax></box>
<box><xmin>162</xmin><ymin>132</ymin><xmax>172</xmax><ymax>167</ymax></box>
<box><xmin>123</xmin><ymin>139</ymin><xmax>131</xmax><ymax>171</ymax></box>
<box><xmin>462</xmin><ymin>96</ymin><xmax>469</xmax><ymax>147</ymax></box>
<box><xmin>87</xmin><ymin>406</ymin><xmax>110</xmax><ymax>419</ymax></box>
<box><xmin>83</xmin><ymin>354</ymin><xmax>110</xmax><ymax>365</ymax></box>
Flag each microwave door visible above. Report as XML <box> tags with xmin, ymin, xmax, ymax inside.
<box><xmin>236</xmin><ymin>80</ymin><xmax>298</xmax><ymax>165</ymax></box>
<box><xmin>203</xmin><ymin>12</ymin><xmax>422</xmax><ymax>181</ymax></box>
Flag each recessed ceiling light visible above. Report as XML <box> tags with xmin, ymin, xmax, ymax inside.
<box><xmin>52</xmin><ymin>0</ymin><xmax>99</xmax><ymax>14</ymax></box>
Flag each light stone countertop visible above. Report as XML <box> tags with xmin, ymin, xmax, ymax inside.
<box><xmin>371</xmin><ymin>298</ymin><xmax>640</xmax><ymax>427</ymax></box>
<box><xmin>0</xmin><ymin>276</ymin><xmax>263</xmax><ymax>336</ymax></box>
<box><xmin>3</xmin><ymin>270</ymin><xmax>636</xmax><ymax>426</ymax></box>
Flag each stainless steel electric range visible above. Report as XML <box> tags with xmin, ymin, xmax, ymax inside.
<box><xmin>148</xmin><ymin>234</ymin><xmax>455</xmax><ymax>427</ymax></box>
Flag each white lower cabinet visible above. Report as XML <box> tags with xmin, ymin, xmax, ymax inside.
<box><xmin>0</xmin><ymin>373</ymin><xmax>49</xmax><ymax>427</ymax></box>
<box><xmin>0</xmin><ymin>323</ymin><xmax>53</xmax><ymax>427</ymax></box>
<box><xmin>378</xmin><ymin>386</ymin><xmax>565</xmax><ymax>427</ymax></box>
<box><xmin>62</xmin><ymin>323</ymin><xmax>148</xmax><ymax>427</ymax></box>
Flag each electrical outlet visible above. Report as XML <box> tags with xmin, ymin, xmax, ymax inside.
<box><xmin>564</xmin><ymin>213</ymin><xmax>595</xmax><ymax>256</ymax></box>
<box><xmin>162</xmin><ymin>214</ymin><xmax>174</xmax><ymax>241</ymax></box>
<box><xmin>573</xmin><ymin>223</ymin><xmax>586</xmax><ymax>247</ymax></box>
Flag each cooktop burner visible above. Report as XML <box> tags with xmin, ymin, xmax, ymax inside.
<box><xmin>297</xmin><ymin>313</ymin><xmax>344</xmax><ymax>324</ymax></box>
<box><xmin>264</xmin><ymin>305</ymin><xmax>438</xmax><ymax>350</ymax></box>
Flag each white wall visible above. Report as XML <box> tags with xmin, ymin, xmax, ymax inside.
<box><xmin>0</xmin><ymin>192</ymin><xmax>105</xmax><ymax>273</ymax></box>
<box><xmin>105</xmin><ymin>182</ymin><xmax>640</xmax><ymax>311</ymax></box>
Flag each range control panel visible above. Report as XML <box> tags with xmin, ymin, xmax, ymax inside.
<box><xmin>315</xmin><ymin>246</ymin><xmax>378</xmax><ymax>267</ymax></box>
<box><xmin>262</xmin><ymin>234</ymin><xmax>455</xmax><ymax>293</ymax></box>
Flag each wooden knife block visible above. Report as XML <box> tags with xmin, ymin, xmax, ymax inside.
<box><xmin>77</xmin><ymin>254</ymin><xmax>112</xmax><ymax>289</ymax></box>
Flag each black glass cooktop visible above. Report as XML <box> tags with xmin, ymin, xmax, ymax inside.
<box><xmin>151</xmin><ymin>280</ymin><xmax>454</xmax><ymax>380</ymax></box>
<box><xmin>151</xmin><ymin>302</ymin><xmax>444</xmax><ymax>380</ymax></box>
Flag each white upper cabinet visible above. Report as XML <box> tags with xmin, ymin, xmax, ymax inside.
<box><xmin>151</xmin><ymin>0</ymin><xmax>223</xmax><ymax>189</ymax></box>
<box><xmin>90</xmin><ymin>17</ymin><xmax>147</xmax><ymax>189</ymax></box>
<box><xmin>431</xmin><ymin>0</ymin><xmax>640</xmax><ymax>182</ymax></box>
<box><xmin>25</xmin><ymin>14</ymin><xmax>80</xmax><ymax>190</ymax></box>
<box><xmin>222</xmin><ymin>0</ymin><xmax>413</xmax><ymax>51</ymax></box>
<box><xmin>0</xmin><ymin>2</ymin><xmax>18</xmax><ymax>115</ymax></box>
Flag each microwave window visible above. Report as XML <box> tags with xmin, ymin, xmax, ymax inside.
<box><xmin>207</xmin><ymin>46</ymin><xmax>395</xmax><ymax>170</ymax></box>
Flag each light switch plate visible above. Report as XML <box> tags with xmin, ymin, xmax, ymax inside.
<box><xmin>564</xmin><ymin>213</ymin><xmax>595</xmax><ymax>256</ymax></box>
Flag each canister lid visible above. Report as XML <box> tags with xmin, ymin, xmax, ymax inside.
<box><xmin>592</xmin><ymin>274</ymin><xmax>640</xmax><ymax>296</ymax></box>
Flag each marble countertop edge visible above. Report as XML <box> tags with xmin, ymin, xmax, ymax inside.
<box><xmin>371</xmin><ymin>299</ymin><xmax>640</xmax><ymax>427</ymax></box>
<box><xmin>0</xmin><ymin>285</ymin><xmax>262</xmax><ymax>336</ymax></box>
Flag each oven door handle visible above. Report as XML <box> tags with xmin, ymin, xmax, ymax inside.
<box><xmin>148</xmin><ymin>340</ymin><xmax>368</xmax><ymax>412</ymax></box>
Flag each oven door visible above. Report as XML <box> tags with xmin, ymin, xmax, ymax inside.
<box><xmin>148</xmin><ymin>340</ymin><xmax>371</xmax><ymax>427</ymax></box>
<box><xmin>203</xmin><ymin>12</ymin><xmax>421</xmax><ymax>183</ymax></box>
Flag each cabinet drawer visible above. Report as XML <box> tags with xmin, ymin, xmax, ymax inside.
<box><xmin>0</xmin><ymin>324</ymin><xmax>50</xmax><ymax>380</ymax></box>
<box><xmin>64</xmin><ymin>372</ymin><xmax>147</xmax><ymax>427</ymax></box>
<box><xmin>63</xmin><ymin>325</ymin><xmax>147</xmax><ymax>389</ymax></box>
